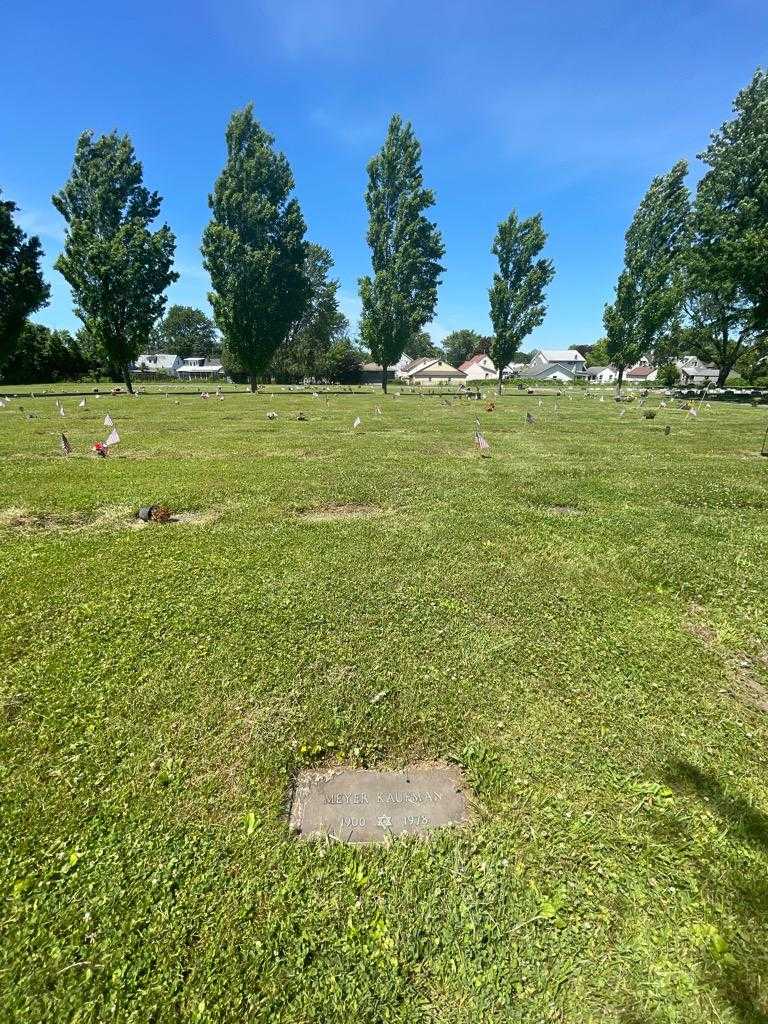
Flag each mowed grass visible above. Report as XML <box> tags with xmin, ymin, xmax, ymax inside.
<box><xmin>1</xmin><ymin>389</ymin><xmax>767</xmax><ymax>1023</ymax></box>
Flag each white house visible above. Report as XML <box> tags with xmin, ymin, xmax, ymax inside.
<box><xmin>457</xmin><ymin>353</ymin><xmax>496</xmax><ymax>381</ymax></box>
<box><xmin>134</xmin><ymin>352</ymin><xmax>182</xmax><ymax>376</ymax></box>
<box><xmin>586</xmin><ymin>365</ymin><xmax>619</xmax><ymax>385</ymax></box>
<box><xmin>404</xmin><ymin>357</ymin><xmax>467</xmax><ymax>386</ymax></box>
<box><xmin>176</xmin><ymin>357</ymin><xmax>225</xmax><ymax>379</ymax></box>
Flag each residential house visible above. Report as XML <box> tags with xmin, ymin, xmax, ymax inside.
<box><xmin>176</xmin><ymin>357</ymin><xmax>225</xmax><ymax>379</ymax></box>
<box><xmin>134</xmin><ymin>352</ymin><xmax>182</xmax><ymax>376</ymax></box>
<box><xmin>676</xmin><ymin>357</ymin><xmax>721</xmax><ymax>386</ymax></box>
<box><xmin>503</xmin><ymin>361</ymin><xmax>528</xmax><ymax>378</ymax></box>
<box><xmin>585</xmin><ymin>365</ymin><xmax>619</xmax><ymax>385</ymax></box>
<box><xmin>528</xmin><ymin>349</ymin><xmax>587</xmax><ymax>374</ymax></box>
<box><xmin>624</xmin><ymin>364</ymin><xmax>658</xmax><ymax>384</ymax></box>
<box><xmin>392</xmin><ymin>353</ymin><xmax>415</xmax><ymax>379</ymax></box>
<box><xmin>457</xmin><ymin>353</ymin><xmax>496</xmax><ymax>381</ymax></box>
<box><xmin>404</xmin><ymin>357</ymin><xmax>467</xmax><ymax>386</ymax></box>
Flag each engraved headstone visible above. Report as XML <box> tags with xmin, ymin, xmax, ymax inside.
<box><xmin>289</xmin><ymin>766</ymin><xmax>470</xmax><ymax>844</ymax></box>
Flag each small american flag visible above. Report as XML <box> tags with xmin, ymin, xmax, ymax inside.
<box><xmin>526</xmin><ymin>412</ymin><xmax>535</xmax><ymax>425</ymax></box>
<box><xmin>475</xmin><ymin>430</ymin><xmax>490</xmax><ymax>452</ymax></box>
<box><xmin>688</xmin><ymin>407</ymin><xmax>698</xmax><ymax>417</ymax></box>
<box><xmin>59</xmin><ymin>433</ymin><xmax>71</xmax><ymax>455</ymax></box>
<box><xmin>353</xmin><ymin>416</ymin><xmax>362</xmax><ymax>428</ymax></box>
<box><xmin>104</xmin><ymin>414</ymin><xmax>113</xmax><ymax>427</ymax></box>
<box><xmin>79</xmin><ymin>398</ymin><xmax>86</xmax><ymax>408</ymax></box>
<box><xmin>59</xmin><ymin>406</ymin><xmax>65</xmax><ymax>417</ymax></box>
<box><xmin>104</xmin><ymin>428</ymin><xmax>120</xmax><ymax>446</ymax></box>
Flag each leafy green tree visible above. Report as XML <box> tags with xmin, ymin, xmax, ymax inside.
<box><xmin>735</xmin><ymin>344</ymin><xmax>768</xmax><ymax>385</ymax></box>
<box><xmin>488</xmin><ymin>211</ymin><xmax>554</xmax><ymax>393</ymax></box>
<box><xmin>582</xmin><ymin>338</ymin><xmax>610</xmax><ymax>366</ymax></box>
<box><xmin>53</xmin><ymin>131</ymin><xmax>178</xmax><ymax>393</ymax></box>
<box><xmin>270</xmin><ymin>243</ymin><xmax>347</xmax><ymax>381</ymax></box>
<box><xmin>318</xmin><ymin>339</ymin><xmax>363</xmax><ymax>384</ymax></box>
<box><xmin>202</xmin><ymin>104</ymin><xmax>309</xmax><ymax>392</ymax></box>
<box><xmin>408</xmin><ymin>330</ymin><xmax>441</xmax><ymax>360</ymax></box>
<box><xmin>1</xmin><ymin>323</ymin><xmax>88</xmax><ymax>384</ymax></box>
<box><xmin>153</xmin><ymin>305</ymin><xmax>218</xmax><ymax>359</ymax></box>
<box><xmin>656</xmin><ymin>362</ymin><xmax>681</xmax><ymax>388</ymax></box>
<box><xmin>443</xmin><ymin>329</ymin><xmax>491</xmax><ymax>368</ymax></box>
<box><xmin>359</xmin><ymin>115</ymin><xmax>445</xmax><ymax>392</ymax></box>
<box><xmin>604</xmin><ymin>161</ymin><xmax>690</xmax><ymax>389</ymax></box>
<box><xmin>683</xmin><ymin>71</ymin><xmax>768</xmax><ymax>385</ymax></box>
<box><xmin>0</xmin><ymin>191</ymin><xmax>50</xmax><ymax>367</ymax></box>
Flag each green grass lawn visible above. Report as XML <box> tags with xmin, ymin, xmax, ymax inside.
<box><xmin>1</xmin><ymin>390</ymin><xmax>767</xmax><ymax>1023</ymax></box>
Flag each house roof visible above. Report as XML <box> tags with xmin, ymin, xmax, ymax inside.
<box><xmin>626</xmin><ymin>365</ymin><xmax>655</xmax><ymax>378</ymax></box>
<box><xmin>458</xmin><ymin>353</ymin><xmax>494</xmax><ymax>371</ymax></box>
<box><xmin>681</xmin><ymin>363</ymin><xmax>719</xmax><ymax>378</ymax></box>
<box><xmin>403</xmin><ymin>356</ymin><xmax>435</xmax><ymax>374</ymax></box>
<box><xmin>535</xmin><ymin>349</ymin><xmax>586</xmax><ymax>363</ymax></box>
<box><xmin>407</xmin><ymin>357</ymin><xmax>466</xmax><ymax>377</ymax></box>
<box><xmin>136</xmin><ymin>352</ymin><xmax>180</xmax><ymax>369</ymax></box>
<box><xmin>587</xmin><ymin>365</ymin><xmax>612</xmax><ymax>374</ymax></box>
<box><xmin>526</xmin><ymin>363</ymin><xmax>577</xmax><ymax>380</ymax></box>
<box><xmin>362</xmin><ymin>362</ymin><xmax>384</xmax><ymax>371</ymax></box>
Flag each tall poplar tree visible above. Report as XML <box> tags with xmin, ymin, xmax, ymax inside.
<box><xmin>603</xmin><ymin>161</ymin><xmax>690</xmax><ymax>390</ymax></box>
<box><xmin>359</xmin><ymin>115</ymin><xmax>444</xmax><ymax>393</ymax></box>
<box><xmin>53</xmin><ymin>132</ymin><xmax>177</xmax><ymax>393</ymax></box>
<box><xmin>488</xmin><ymin>211</ymin><xmax>554</xmax><ymax>393</ymax></box>
<box><xmin>684</xmin><ymin>70</ymin><xmax>768</xmax><ymax>385</ymax></box>
<box><xmin>202</xmin><ymin>104</ymin><xmax>309</xmax><ymax>391</ymax></box>
<box><xmin>0</xmin><ymin>191</ymin><xmax>50</xmax><ymax>367</ymax></box>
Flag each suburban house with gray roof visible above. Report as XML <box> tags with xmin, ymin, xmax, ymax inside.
<box><xmin>134</xmin><ymin>352</ymin><xmax>183</xmax><ymax>376</ymax></box>
<box><xmin>523</xmin><ymin>349</ymin><xmax>588</xmax><ymax>382</ymax></box>
<box><xmin>676</xmin><ymin>358</ymin><xmax>721</xmax><ymax>385</ymax></box>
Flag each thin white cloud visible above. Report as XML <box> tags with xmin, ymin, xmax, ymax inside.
<box><xmin>13</xmin><ymin>205</ymin><xmax>65</xmax><ymax>245</ymax></box>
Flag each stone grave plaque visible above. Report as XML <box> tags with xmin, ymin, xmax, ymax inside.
<box><xmin>289</xmin><ymin>765</ymin><xmax>470</xmax><ymax>844</ymax></box>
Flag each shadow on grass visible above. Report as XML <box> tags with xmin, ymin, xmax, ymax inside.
<box><xmin>658</xmin><ymin>761</ymin><xmax>768</xmax><ymax>1024</ymax></box>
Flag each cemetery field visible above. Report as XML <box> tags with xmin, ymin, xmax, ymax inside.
<box><xmin>1</xmin><ymin>390</ymin><xmax>768</xmax><ymax>1024</ymax></box>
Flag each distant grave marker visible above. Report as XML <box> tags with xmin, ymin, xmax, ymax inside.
<box><xmin>289</xmin><ymin>766</ymin><xmax>470</xmax><ymax>844</ymax></box>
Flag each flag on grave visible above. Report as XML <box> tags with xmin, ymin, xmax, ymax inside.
<box><xmin>79</xmin><ymin>398</ymin><xmax>86</xmax><ymax>408</ymax></box>
<box><xmin>474</xmin><ymin>429</ymin><xmax>490</xmax><ymax>452</ymax></box>
<box><xmin>689</xmin><ymin>408</ymin><xmax>698</xmax><ymax>417</ymax></box>
<box><xmin>104</xmin><ymin>414</ymin><xmax>113</xmax><ymax>427</ymax></box>
<box><xmin>104</xmin><ymin>428</ymin><xmax>120</xmax><ymax>446</ymax></box>
<box><xmin>59</xmin><ymin>406</ymin><xmax>65</xmax><ymax>417</ymax></box>
<box><xmin>353</xmin><ymin>416</ymin><xmax>362</xmax><ymax>428</ymax></box>
<box><xmin>59</xmin><ymin>433</ymin><xmax>71</xmax><ymax>455</ymax></box>
<box><xmin>619</xmin><ymin>408</ymin><xmax>626</xmax><ymax>418</ymax></box>
<box><xmin>526</xmin><ymin>412</ymin><xmax>535</xmax><ymax>424</ymax></box>
<box><xmin>375</xmin><ymin>406</ymin><xmax>382</xmax><ymax>415</ymax></box>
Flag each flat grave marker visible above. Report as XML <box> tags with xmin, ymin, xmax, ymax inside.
<box><xmin>289</xmin><ymin>765</ymin><xmax>470</xmax><ymax>845</ymax></box>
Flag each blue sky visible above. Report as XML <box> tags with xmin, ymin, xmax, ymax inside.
<box><xmin>2</xmin><ymin>0</ymin><xmax>766</xmax><ymax>349</ymax></box>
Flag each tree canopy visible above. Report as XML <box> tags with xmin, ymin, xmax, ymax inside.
<box><xmin>269</xmin><ymin>243</ymin><xmax>348</xmax><ymax>382</ymax></box>
<box><xmin>359</xmin><ymin>115</ymin><xmax>444</xmax><ymax>391</ymax></box>
<box><xmin>153</xmin><ymin>305</ymin><xmax>218</xmax><ymax>360</ymax></box>
<box><xmin>202</xmin><ymin>104</ymin><xmax>309</xmax><ymax>391</ymax></box>
<box><xmin>488</xmin><ymin>211</ymin><xmax>554</xmax><ymax>391</ymax></box>
<box><xmin>604</xmin><ymin>161</ymin><xmax>690</xmax><ymax>388</ymax></box>
<box><xmin>683</xmin><ymin>71</ymin><xmax>768</xmax><ymax>384</ymax></box>
<box><xmin>0</xmin><ymin>191</ymin><xmax>50</xmax><ymax>367</ymax></box>
<box><xmin>53</xmin><ymin>131</ymin><xmax>178</xmax><ymax>393</ymax></box>
<box><xmin>443</xmin><ymin>329</ymin><xmax>492</xmax><ymax>369</ymax></box>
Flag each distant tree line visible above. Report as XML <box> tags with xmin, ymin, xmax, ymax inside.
<box><xmin>1</xmin><ymin>70</ymin><xmax>766</xmax><ymax>388</ymax></box>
